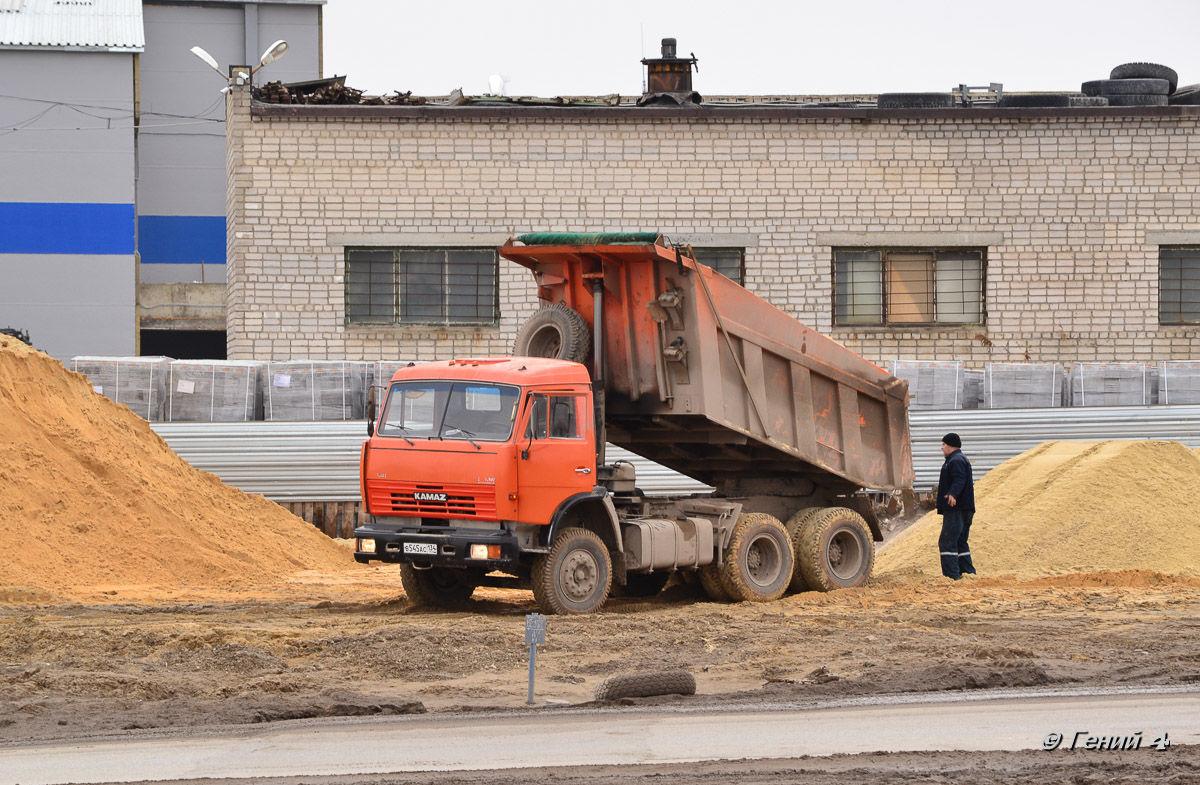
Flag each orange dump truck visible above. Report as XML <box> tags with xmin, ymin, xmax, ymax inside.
<box><xmin>355</xmin><ymin>233</ymin><xmax>913</xmax><ymax>614</ymax></box>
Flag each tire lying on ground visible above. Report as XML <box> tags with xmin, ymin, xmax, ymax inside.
<box><xmin>1082</xmin><ymin>78</ymin><xmax>1170</xmax><ymax>96</ymax></box>
<box><xmin>1110</xmin><ymin>62</ymin><xmax>1178</xmax><ymax>93</ymax></box>
<box><xmin>400</xmin><ymin>565</ymin><xmax>478</xmax><ymax>607</ymax></box>
<box><xmin>1102</xmin><ymin>93</ymin><xmax>1169</xmax><ymax>107</ymax></box>
<box><xmin>594</xmin><ymin>669</ymin><xmax>697</xmax><ymax>701</ymax></box>
<box><xmin>513</xmin><ymin>304</ymin><xmax>591</xmax><ymax>364</ymax></box>
<box><xmin>997</xmin><ymin>94</ymin><xmax>1074</xmax><ymax>108</ymax></box>
<box><xmin>877</xmin><ymin>92</ymin><xmax>957</xmax><ymax>109</ymax></box>
<box><xmin>718</xmin><ymin>512</ymin><xmax>793</xmax><ymax>602</ymax></box>
<box><xmin>797</xmin><ymin>507</ymin><xmax>875</xmax><ymax>592</ymax></box>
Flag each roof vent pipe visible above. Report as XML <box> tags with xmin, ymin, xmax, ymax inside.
<box><xmin>639</xmin><ymin>37</ymin><xmax>701</xmax><ymax>106</ymax></box>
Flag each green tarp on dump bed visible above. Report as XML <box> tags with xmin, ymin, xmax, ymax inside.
<box><xmin>516</xmin><ymin>232</ymin><xmax>661</xmax><ymax>246</ymax></box>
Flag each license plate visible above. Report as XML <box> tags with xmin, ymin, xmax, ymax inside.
<box><xmin>403</xmin><ymin>542</ymin><xmax>437</xmax><ymax>556</ymax></box>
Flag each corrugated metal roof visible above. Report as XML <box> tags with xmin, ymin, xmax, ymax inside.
<box><xmin>0</xmin><ymin>0</ymin><xmax>143</xmax><ymax>51</ymax></box>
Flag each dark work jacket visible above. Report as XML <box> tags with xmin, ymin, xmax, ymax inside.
<box><xmin>937</xmin><ymin>449</ymin><xmax>975</xmax><ymax>514</ymax></box>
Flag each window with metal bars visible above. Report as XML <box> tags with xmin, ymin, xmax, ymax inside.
<box><xmin>345</xmin><ymin>247</ymin><xmax>499</xmax><ymax>326</ymax></box>
<box><xmin>692</xmin><ymin>248</ymin><xmax>744</xmax><ymax>285</ymax></box>
<box><xmin>1160</xmin><ymin>248</ymin><xmax>1200</xmax><ymax>324</ymax></box>
<box><xmin>833</xmin><ymin>249</ymin><xmax>984</xmax><ymax>326</ymax></box>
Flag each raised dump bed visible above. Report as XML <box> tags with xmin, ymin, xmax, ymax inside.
<box><xmin>500</xmin><ymin>234</ymin><xmax>913</xmax><ymax>496</ymax></box>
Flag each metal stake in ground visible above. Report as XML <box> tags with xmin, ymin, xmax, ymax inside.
<box><xmin>525</xmin><ymin>612</ymin><xmax>547</xmax><ymax>704</ymax></box>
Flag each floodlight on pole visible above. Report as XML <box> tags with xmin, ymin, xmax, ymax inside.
<box><xmin>189</xmin><ymin>40</ymin><xmax>288</xmax><ymax>89</ymax></box>
<box><xmin>253</xmin><ymin>40</ymin><xmax>289</xmax><ymax>74</ymax></box>
<box><xmin>189</xmin><ymin>46</ymin><xmax>225</xmax><ymax>78</ymax></box>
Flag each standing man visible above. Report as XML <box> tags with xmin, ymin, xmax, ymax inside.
<box><xmin>937</xmin><ymin>432</ymin><xmax>976</xmax><ymax>580</ymax></box>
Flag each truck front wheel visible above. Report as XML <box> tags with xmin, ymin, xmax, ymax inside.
<box><xmin>400</xmin><ymin>565</ymin><xmax>478</xmax><ymax>608</ymax></box>
<box><xmin>797</xmin><ymin>507</ymin><xmax>875</xmax><ymax>591</ymax></box>
<box><xmin>532</xmin><ymin>527</ymin><xmax>612</xmax><ymax>614</ymax></box>
<box><xmin>719</xmin><ymin>513</ymin><xmax>793</xmax><ymax>602</ymax></box>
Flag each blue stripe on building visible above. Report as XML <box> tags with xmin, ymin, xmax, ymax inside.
<box><xmin>0</xmin><ymin>202</ymin><xmax>135</xmax><ymax>255</ymax></box>
<box><xmin>138</xmin><ymin>215</ymin><xmax>227</xmax><ymax>265</ymax></box>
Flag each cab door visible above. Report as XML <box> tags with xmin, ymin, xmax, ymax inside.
<box><xmin>516</xmin><ymin>391</ymin><xmax>594</xmax><ymax>525</ymax></box>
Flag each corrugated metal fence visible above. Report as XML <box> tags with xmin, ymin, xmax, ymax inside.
<box><xmin>152</xmin><ymin>405</ymin><xmax>1200</xmax><ymax>508</ymax></box>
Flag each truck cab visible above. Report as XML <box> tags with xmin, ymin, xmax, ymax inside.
<box><xmin>355</xmin><ymin>358</ymin><xmax>618</xmax><ymax>608</ymax></box>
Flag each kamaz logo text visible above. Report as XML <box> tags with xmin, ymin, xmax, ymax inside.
<box><xmin>414</xmin><ymin>491</ymin><xmax>449</xmax><ymax>502</ymax></box>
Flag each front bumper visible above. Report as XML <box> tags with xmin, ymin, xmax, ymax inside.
<box><xmin>353</xmin><ymin>520</ymin><xmax>522</xmax><ymax>570</ymax></box>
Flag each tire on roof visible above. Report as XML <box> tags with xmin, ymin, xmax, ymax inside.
<box><xmin>997</xmin><ymin>94</ymin><xmax>1074</xmax><ymax>108</ymax></box>
<box><xmin>1109</xmin><ymin>62</ymin><xmax>1178</xmax><ymax>93</ymax></box>
<box><xmin>1169</xmin><ymin>85</ymin><xmax>1200</xmax><ymax>105</ymax></box>
<box><xmin>877</xmin><ymin>92</ymin><xmax>957</xmax><ymax>109</ymax></box>
<box><xmin>1069</xmin><ymin>96</ymin><xmax>1109</xmax><ymax>107</ymax></box>
<box><xmin>1082</xmin><ymin>78</ymin><xmax>1170</xmax><ymax>96</ymax></box>
<box><xmin>1101</xmin><ymin>93</ymin><xmax>1169</xmax><ymax>107</ymax></box>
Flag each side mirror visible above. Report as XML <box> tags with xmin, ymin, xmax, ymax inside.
<box><xmin>366</xmin><ymin>385</ymin><xmax>378</xmax><ymax>436</ymax></box>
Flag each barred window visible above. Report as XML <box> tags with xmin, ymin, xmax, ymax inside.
<box><xmin>834</xmin><ymin>249</ymin><xmax>983</xmax><ymax>326</ymax></box>
<box><xmin>693</xmin><ymin>248</ymin><xmax>744</xmax><ymax>285</ymax></box>
<box><xmin>346</xmin><ymin>248</ymin><xmax>498</xmax><ymax>326</ymax></box>
<box><xmin>1160</xmin><ymin>248</ymin><xmax>1200</xmax><ymax>324</ymax></box>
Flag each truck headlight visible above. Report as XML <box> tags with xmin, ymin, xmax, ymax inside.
<box><xmin>469</xmin><ymin>544</ymin><xmax>501</xmax><ymax>560</ymax></box>
<box><xmin>357</xmin><ymin>538</ymin><xmax>376</xmax><ymax>554</ymax></box>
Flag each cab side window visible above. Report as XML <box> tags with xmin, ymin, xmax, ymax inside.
<box><xmin>549</xmin><ymin>396</ymin><xmax>578</xmax><ymax>438</ymax></box>
<box><xmin>525</xmin><ymin>394</ymin><xmax>583</xmax><ymax>440</ymax></box>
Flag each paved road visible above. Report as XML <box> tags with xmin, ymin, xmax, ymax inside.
<box><xmin>3</xmin><ymin>689</ymin><xmax>1197</xmax><ymax>785</ymax></box>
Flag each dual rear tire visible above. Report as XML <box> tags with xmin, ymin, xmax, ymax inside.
<box><xmin>700</xmin><ymin>506</ymin><xmax>874</xmax><ymax>602</ymax></box>
<box><xmin>793</xmin><ymin>507</ymin><xmax>875</xmax><ymax>592</ymax></box>
<box><xmin>699</xmin><ymin>512</ymin><xmax>793</xmax><ymax>603</ymax></box>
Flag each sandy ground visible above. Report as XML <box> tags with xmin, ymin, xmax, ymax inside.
<box><xmin>3</xmin><ymin>552</ymin><xmax>1199</xmax><ymax>755</ymax></box>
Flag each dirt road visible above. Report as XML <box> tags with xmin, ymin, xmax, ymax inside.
<box><xmin>2</xmin><ymin>562</ymin><xmax>1199</xmax><ymax>749</ymax></box>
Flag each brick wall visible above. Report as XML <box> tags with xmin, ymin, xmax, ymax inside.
<box><xmin>225</xmin><ymin>87</ymin><xmax>1200</xmax><ymax>366</ymax></box>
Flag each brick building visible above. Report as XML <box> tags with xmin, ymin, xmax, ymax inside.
<box><xmin>223</xmin><ymin>82</ymin><xmax>1200</xmax><ymax>368</ymax></box>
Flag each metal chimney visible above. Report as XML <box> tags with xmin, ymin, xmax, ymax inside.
<box><xmin>640</xmin><ymin>37</ymin><xmax>700</xmax><ymax>105</ymax></box>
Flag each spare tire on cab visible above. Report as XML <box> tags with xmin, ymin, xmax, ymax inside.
<box><xmin>513</xmin><ymin>304</ymin><xmax>591</xmax><ymax>364</ymax></box>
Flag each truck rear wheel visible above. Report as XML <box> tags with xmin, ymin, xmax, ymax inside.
<box><xmin>514</xmin><ymin>304</ymin><xmax>591</xmax><ymax>364</ymax></box>
<box><xmin>797</xmin><ymin>507</ymin><xmax>875</xmax><ymax>591</ymax></box>
<box><xmin>698</xmin><ymin>563</ymin><xmax>730</xmax><ymax>601</ymax></box>
<box><xmin>718</xmin><ymin>513</ymin><xmax>793</xmax><ymax>602</ymax></box>
<box><xmin>532</xmin><ymin>527</ymin><xmax>612</xmax><ymax>614</ymax></box>
<box><xmin>399</xmin><ymin>565</ymin><xmax>478</xmax><ymax>607</ymax></box>
<box><xmin>784</xmin><ymin>507</ymin><xmax>825</xmax><ymax>593</ymax></box>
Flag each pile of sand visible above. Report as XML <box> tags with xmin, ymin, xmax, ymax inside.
<box><xmin>879</xmin><ymin>440</ymin><xmax>1200</xmax><ymax>580</ymax></box>
<box><xmin>0</xmin><ymin>339</ymin><xmax>357</xmax><ymax>602</ymax></box>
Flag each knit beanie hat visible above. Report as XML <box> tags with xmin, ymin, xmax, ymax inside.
<box><xmin>942</xmin><ymin>432</ymin><xmax>962</xmax><ymax>448</ymax></box>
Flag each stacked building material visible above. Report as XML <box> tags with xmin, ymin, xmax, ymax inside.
<box><xmin>1071</xmin><ymin>362</ymin><xmax>1157</xmax><ymax>406</ymax></box>
<box><xmin>889</xmin><ymin>361</ymin><xmax>966</xmax><ymax>410</ymax></box>
<box><xmin>166</xmin><ymin>361</ymin><xmax>265</xmax><ymax>422</ymax></box>
<box><xmin>372</xmin><ymin>360</ymin><xmax>416</xmax><ymax>391</ymax></box>
<box><xmin>962</xmin><ymin>369</ymin><xmax>984</xmax><ymax>409</ymax></box>
<box><xmin>368</xmin><ymin>360</ymin><xmax>417</xmax><ymax>415</ymax></box>
<box><xmin>264</xmin><ymin>361</ymin><xmax>372</xmax><ymax>421</ymax></box>
<box><xmin>70</xmin><ymin>356</ymin><xmax>171</xmax><ymax>421</ymax></box>
<box><xmin>1158</xmin><ymin>361</ymin><xmax>1200</xmax><ymax>404</ymax></box>
<box><xmin>984</xmin><ymin>363</ymin><xmax>1068</xmax><ymax>409</ymax></box>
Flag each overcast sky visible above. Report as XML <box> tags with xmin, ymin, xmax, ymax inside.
<box><xmin>322</xmin><ymin>0</ymin><xmax>1199</xmax><ymax>98</ymax></box>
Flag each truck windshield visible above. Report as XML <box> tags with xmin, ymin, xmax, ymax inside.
<box><xmin>378</xmin><ymin>381</ymin><xmax>520</xmax><ymax>442</ymax></box>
